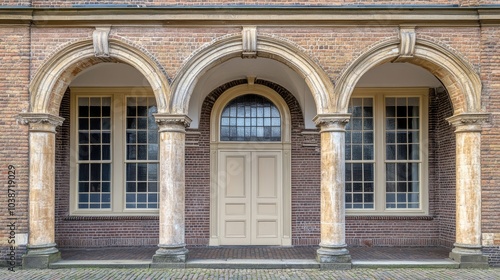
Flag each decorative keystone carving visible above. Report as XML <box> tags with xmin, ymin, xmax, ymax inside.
<box><xmin>313</xmin><ymin>114</ymin><xmax>351</xmax><ymax>133</ymax></box>
<box><xmin>242</xmin><ymin>26</ymin><xmax>257</xmax><ymax>59</ymax></box>
<box><xmin>93</xmin><ymin>27</ymin><xmax>111</xmax><ymax>57</ymax></box>
<box><xmin>17</xmin><ymin>113</ymin><xmax>64</xmax><ymax>133</ymax></box>
<box><xmin>446</xmin><ymin>113</ymin><xmax>490</xmax><ymax>132</ymax></box>
<box><xmin>393</xmin><ymin>26</ymin><xmax>416</xmax><ymax>62</ymax></box>
<box><xmin>154</xmin><ymin>114</ymin><xmax>192</xmax><ymax>133</ymax></box>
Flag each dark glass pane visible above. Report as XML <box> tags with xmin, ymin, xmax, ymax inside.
<box><xmin>364</xmin><ymin>164</ymin><xmax>374</xmax><ymax>181</ymax></box>
<box><xmin>79</xmin><ymin>194</ymin><xmax>89</xmax><ymax>203</ymax></box>
<box><xmin>138</xmin><ymin>182</ymin><xmax>147</xmax><ymax>192</ymax></box>
<box><xmin>345</xmin><ymin>144</ymin><xmax>351</xmax><ymax>160</ymax></box>
<box><xmin>408</xmin><ymin>118</ymin><xmax>419</xmax><ymax>129</ymax></box>
<box><xmin>137</xmin><ymin>106</ymin><xmax>148</xmax><ymax>116</ymax></box>
<box><xmin>397</xmin><ymin>132</ymin><xmax>407</xmax><ymax>143</ymax></box>
<box><xmin>353</xmin><ymin>194</ymin><xmax>363</xmax><ymax>202</ymax></box>
<box><xmin>363</xmin><ymin>118</ymin><xmax>373</xmax><ymax>130</ymax></box>
<box><xmin>386</xmin><ymin>118</ymin><xmax>395</xmax><ymax>130</ymax></box>
<box><xmin>102</xmin><ymin>118</ymin><xmax>110</xmax><ymax>130</ymax></box>
<box><xmin>397</xmin><ymin>106</ymin><xmax>407</xmax><ymax>117</ymax></box>
<box><xmin>78</xmin><ymin>118</ymin><xmax>89</xmax><ymax>130</ymax></box>
<box><xmin>386</xmin><ymin>145</ymin><xmax>395</xmax><ymax>160</ymax></box>
<box><xmin>126</xmin><ymin>182</ymin><xmax>136</xmax><ymax>192</ymax></box>
<box><xmin>148</xmin><ymin>131</ymin><xmax>158</xmax><ymax>144</ymax></box>
<box><xmin>90</xmin><ymin>164</ymin><xmax>100</xmax><ymax>181</ymax></box>
<box><xmin>352</xmin><ymin>106</ymin><xmax>361</xmax><ymax>118</ymax></box>
<box><xmin>386</xmin><ymin>182</ymin><xmax>395</xmax><ymax>192</ymax></box>
<box><xmin>90</xmin><ymin>194</ymin><xmax>100</xmax><ymax>203</ymax></box>
<box><xmin>102</xmin><ymin>194</ymin><xmax>110</xmax><ymax>203</ymax></box>
<box><xmin>137</xmin><ymin>131</ymin><xmax>147</xmax><ymax>143</ymax></box>
<box><xmin>102</xmin><ymin>133</ymin><xmax>111</xmax><ymax>144</ymax></box>
<box><xmin>127</xmin><ymin>132</ymin><xmax>137</xmax><ymax>144</ymax></box>
<box><xmin>90</xmin><ymin>133</ymin><xmax>100</xmax><ymax>144</ymax></box>
<box><xmin>149</xmin><ymin>182</ymin><xmax>158</xmax><ymax>192</ymax></box>
<box><xmin>126</xmin><ymin>194</ymin><xmax>136</xmax><ymax>203</ymax></box>
<box><xmin>397</xmin><ymin>182</ymin><xmax>407</xmax><ymax>192</ymax></box>
<box><xmin>363</xmin><ymin>132</ymin><xmax>373</xmax><ymax>144</ymax></box>
<box><xmin>397</xmin><ymin>145</ymin><xmax>408</xmax><ymax>160</ymax></box>
<box><xmin>397</xmin><ymin>118</ymin><xmax>407</xmax><ymax>129</ymax></box>
<box><xmin>345</xmin><ymin>194</ymin><xmax>352</xmax><ymax>203</ymax></box>
<box><xmin>386</xmin><ymin>132</ymin><xmax>395</xmax><ymax>143</ymax></box>
<box><xmin>352</xmin><ymin>145</ymin><xmax>362</xmax><ymax>160</ymax></box>
<box><xmin>79</xmin><ymin>182</ymin><xmax>89</xmax><ymax>192</ymax></box>
<box><xmin>79</xmin><ymin>145</ymin><xmax>89</xmax><ymax>160</ymax></box>
<box><xmin>352</xmin><ymin>118</ymin><xmax>362</xmax><ymax>130</ymax></box>
<box><xmin>364</xmin><ymin>194</ymin><xmax>374</xmax><ymax>203</ymax></box>
<box><xmin>137</xmin><ymin>194</ymin><xmax>147</xmax><ymax>202</ymax></box>
<box><xmin>90</xmin><ymin>183</ymin><xmax>100</xmax><ymax>192</ymax></box>
<box><xmin>89</xmin><ymin>106</ymin><xmax>100</xmax><ymax>117</ymax></box>
<box><xmin>127</xmin><ymin>118</ymin><xmax>136</xmax><ymax>129</ymax></box>
<box><xmin>102</xmin><ymin>145</ymin><xmax>110</xmax><ymax>160</ymax></box>
<box><xmin>363</xmin><ymin>106</ymin><xmax>373</xmax><ymax>118</ymax></box>
<box><xmin>102</xmin><ymin>106</ymin><xmax>110</xmax><ymax>117</ymax></box>
<box><xmin>345</xmin><ymin>183</ymin><xmax>352</xmax><ymax>192</ymax></box>
<box><xmin>345</xmin><ymin>164</ymin><xmax>352</xmax><ymax>181</ymax></box>
<box><xmin>148</xmin><ymin>194</ymin><xmax>158</xmax><ymax>203</ymax></box>
<box><xmin>364</xmin><ymin>183</ymin><xmax>374</xmax><ymax>193</ymax></box>
<box><xmin>148</xmin><ymin>164</ymin><xmax>158</xmax><ymax>181</ymax></box>
<box><xmin>127</xmin><ymin>145</ymin><xmax>136</xmax><ymax>160</ymax></box>
<box><xmin>102</xmin><ymin>182</ymin><xmax>110</xmax><ymax>192</ymax></box>
<box><xmin>137</xmin><ymin>118</ymin><xmax>148</xmax><ymax>129</ymax></box>
<box><xmin>353</xmin><ymin>183</ymin><xmax>362</xmax><ymax>192</ymax></box>
<box><xmin>79</xmin><ymin>164</ymin><xmax>89</xmax><ymax>181</ymax></box>
<box><xmin>352</xmin><ymin>163</ymin><xmax>362</xmax><ymax>180</ymax></box>
<box><xmin>90</xmin><ymin>145</ymin><xmax>101</xmax><ymax>160</ymax></box>
<box><xmin>137</xmin><ymin>164</ymin><xmax>147</xmax><ymax>181</ymax></box>
<box><xmin>386</xmin><ymin>163</ymin><xmax>395</xmax><ymax>181</ymax></box>
<box><xmin>102</xmin><ymin>164</ymin><xmax>110</xmax><ymax>181</ymax></box>
<box><xmin>352</xmin><ymin>132</ymin><xmax>362</xmax><ymax>144</ymax></box>
<box><xmin>79</xmin><ymin>106</ymin><xmax>89</xmax><ymax>118</ymax></box>
<box><xmin>363</xmin><ymin>145</ymin><xmax>374</xmax><ymax>160</ymax></box>
<box><xmin>386</xmin><ymin>106</ymin><xmax>395</xmax><ymax>117</ymax></box>
<box><xmin>79</xmin><ymin>132</ymin><xmax>89</xmax><ymax>144</ymax></box>
<box><xmin>126</xmin><ymin>164</ymin><xmax>136</xmax><ymax>181</ymax></box>
<box><xmin>148</xmin><ymin>144</ymin><xmax>158</xmax><ymax>160</ymax></box>
<box><xmin>127</xmin><ymin>105</ymin><xmax>137</xmax><ymax>116</ymax></box>
<box><xmin>137</xmin><ymin>145</ymin><xmax>147</xmax><ymax>160</ymax></box>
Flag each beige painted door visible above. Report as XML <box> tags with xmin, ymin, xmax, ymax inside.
<box><xmin>218</xmin><ymin>150</ymin><xmax>282</xmax><ymax>245</ymax></box>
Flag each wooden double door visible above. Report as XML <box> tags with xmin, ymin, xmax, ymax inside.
<box><xmin>218</xmin><ymin>150</ymin><xmax>283</xmax><ymax>245</ymax></box>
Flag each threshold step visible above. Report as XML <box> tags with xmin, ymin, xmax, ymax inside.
<box><xmin>50</xmin><ymin>260</ymin><xmax>151</xmax><ymax>269</ymax></box>
<box><xmin>353</xmin><ymin>259</ymin><xmax>459</xmax><ymax>269</ymax></box>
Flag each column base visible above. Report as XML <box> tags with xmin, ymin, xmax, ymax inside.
<box><xmin>22</xmin><ymin>243</ymin><xmax>61</xmax><ymax>269</ymax></box>
<box><xmin>151</xmin><ymin>244</ymin><xmax>188</xmax><ymax>268</ymax></box>
<box><xmin>449</xmin><ymin>243</ymin><xmax>489</xmax><ymax>269</ymax></box>
<box><xmin>316</xmin><ymin>244</ymin><xmax>352</xmax><ymax>270</ymax></box>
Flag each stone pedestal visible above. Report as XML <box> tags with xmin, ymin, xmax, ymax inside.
<box><xmin>313</xmin><ymin>114</ymin><xmax>352</xmax><ymax>270</ymax></box>
<box><xmin>151</xmin><ymin>114</ymin><xmax>191</xmax><ymax>268</ymax></box>
<box><xmin>18</xmin><ymin>113</ymin><xmax>64</xmax><ymax>269</ymax></box>
<box><xmin>447</xmin><ymin>113</ymin><xmax>490</xmax><ymax>269</ymax></box>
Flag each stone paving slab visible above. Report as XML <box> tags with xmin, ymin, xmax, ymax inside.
<box><xmin>59</xmin><ymin>246</ymin><xmax>451</xmax><ymax>261</ymax></box>
<box><xmin>1</xmin><ymin>268</ymin><xmax>499</xmax><ymax>280</ymax></box>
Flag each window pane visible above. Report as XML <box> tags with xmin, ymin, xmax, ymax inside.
<box><xmin>125</xmin><ymin>163</ymin><xmax>159</xmax><ymax>209</ymax></box>
<box><xmin>220</xmin><ymin>94</ymin><xmax>281</xmax><ymax>141</ymax></box>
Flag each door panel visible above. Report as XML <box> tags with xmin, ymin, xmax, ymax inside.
<box><xmin>219</xmin><ymin>150</ymin><xmax>282</xmax><ymax>245</ymax></box>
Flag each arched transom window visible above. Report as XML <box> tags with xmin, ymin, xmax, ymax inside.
<box><xmin>220</xmin><ymin>94</ymin><xmax>281</xmax><ymax>141</ymax></box>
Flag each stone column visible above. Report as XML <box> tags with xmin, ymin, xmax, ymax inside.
<box><xmin>447</xmin><ymin>113</ymin><xmax>489</xmax><ymax>268</ymax></box>
<box><xmin>313</xmin><ymin>114</ymin><xmax>352</xmax><ymax>270</ymax></box>
<box><xmin>152</xmin><ymin>114</ymin><xmax>191</xmax><ymax>268</ymax></box>
<box><xmin>17</xmin><ymin>113</ymin><xmax>64</xmax><ymax>269</ymax></box>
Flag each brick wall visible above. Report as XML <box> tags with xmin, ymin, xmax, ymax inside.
<box><xmin>29</xmin><ymin>0</ymin><xmax>465</xmax><ymax>8</ymax></box>
<box><xmin>0</xmin><ymin>26</ymin><xmax>30</xmax><ymax>266</ymax></box>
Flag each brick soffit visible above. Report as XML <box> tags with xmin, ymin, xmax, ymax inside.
<box><xmin>1</xmin><ymin>7</ymin><xmax>500</xmax><ymax>26</ymax></box>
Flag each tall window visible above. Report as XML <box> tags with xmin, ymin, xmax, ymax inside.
<box><xmin>345</xmin><ymin>89</ymin><xmax>428</xmax><ymax>215</ymax></box>
<box><xmin>71</xmin><ymin>89</ymin><xmax>159</xmax><ymax>215</ymax></box>
<box><xmin>220</xmin><ymin>94</ymin><xmax>281</xmax><ymax>142</ymax></box>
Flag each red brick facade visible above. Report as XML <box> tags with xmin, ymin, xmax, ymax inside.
<box><xmin>1</xmin><ymin>1</ymin><xmax>500</xmax><ymax>268</ymax></box>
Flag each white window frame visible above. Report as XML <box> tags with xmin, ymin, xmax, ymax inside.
<box><xmin>346</xmin><ymin>88</ymin><xmax>429</xmax><ymax>216</ymax></box>
<box><xmin>69</xmin><ymin>87</ymin><xmax>159</xmax><ymax>216</ymax></box>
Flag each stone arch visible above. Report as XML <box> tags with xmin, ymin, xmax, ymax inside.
<box><xmin>29</xmin><ymin>39</ymin><xmax>171</xmax><ymax>115</ymax></box>
<box><xmin>335</xmin><ymin>37</ymin><xmax>482</xmax><ymax>115</ymax></box>
<box><xmin>170</xmin><ymin>34</ymin><xmax>334</xmax><ymax>115</ymax></box>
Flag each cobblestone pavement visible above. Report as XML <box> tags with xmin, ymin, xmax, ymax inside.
<box><xmin>0</xmin><ymin>268</ymin><xmax>499</xmax><ymax>280</ymax></box>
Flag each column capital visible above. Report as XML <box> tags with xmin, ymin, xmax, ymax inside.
<box><xmin>154</xmin><ymin>114</ymin><xmax>192</xmax><ymax>133</ymax></box>
<box><xmin>446</xmin><ymin>112</ymin><xmax>490</xmax><ymax>133</ymax></box>
<box><xmin>313</xmin><ymin>113</ymin><xmax>351</xmax><ymax>133</ymax></box>
<box><xmin>17</xmin><ymin>112</ymin><xmax>64</xmax><ymax>133</ymax></box>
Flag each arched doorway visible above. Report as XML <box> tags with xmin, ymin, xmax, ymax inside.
<box><xmin>209</xmin><ymin>84</ymin><xmax>292</xmax><ymax>246</ymax></box>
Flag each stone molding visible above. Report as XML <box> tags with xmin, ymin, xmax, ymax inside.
<box><xmin>313</xmin><ymin>114</ymin><xmax>351</xmax><ymax>133</ymax></box>
<box><xmin>446</xmin><ymin>113</ymin><xmax>490</xmax><ymax>132</ymax></box>
<box><xmin>17</xmin><ymin>113</ymin><xmax>64</xmax><ymax>133</ymax></box>
<box><xmin>154</xmin><ymin>114</ymin><xmax>192</xmax><ymax>133</ymax></box>
<box><xmin>393</xmin><ymin>26</ymin><xmax>416</xmax><ymax>62</ymax></box>
<box><xmin>92</xmin><ymin>27</ymin><xmax>111</xmax><ymax>57</ymax></box>
<box><xmin>242</xmin><ymin>26</ymin><xmax>257</xmax><ymax>58</ymax></box>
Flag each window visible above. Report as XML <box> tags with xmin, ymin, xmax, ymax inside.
<box><xmin>220</xmin><ymin>94</ymin><xmax>281</xmax><ymax>142</ymax></box>
<box><xmin>345</xmin><ymin>88</ymin><xmax>428</xmax><ymax>215</ymax></box>
<box><xmin>71</xmin><ymin>88</ymin><xmax>159</xmax><ymax>215</ymax></box>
